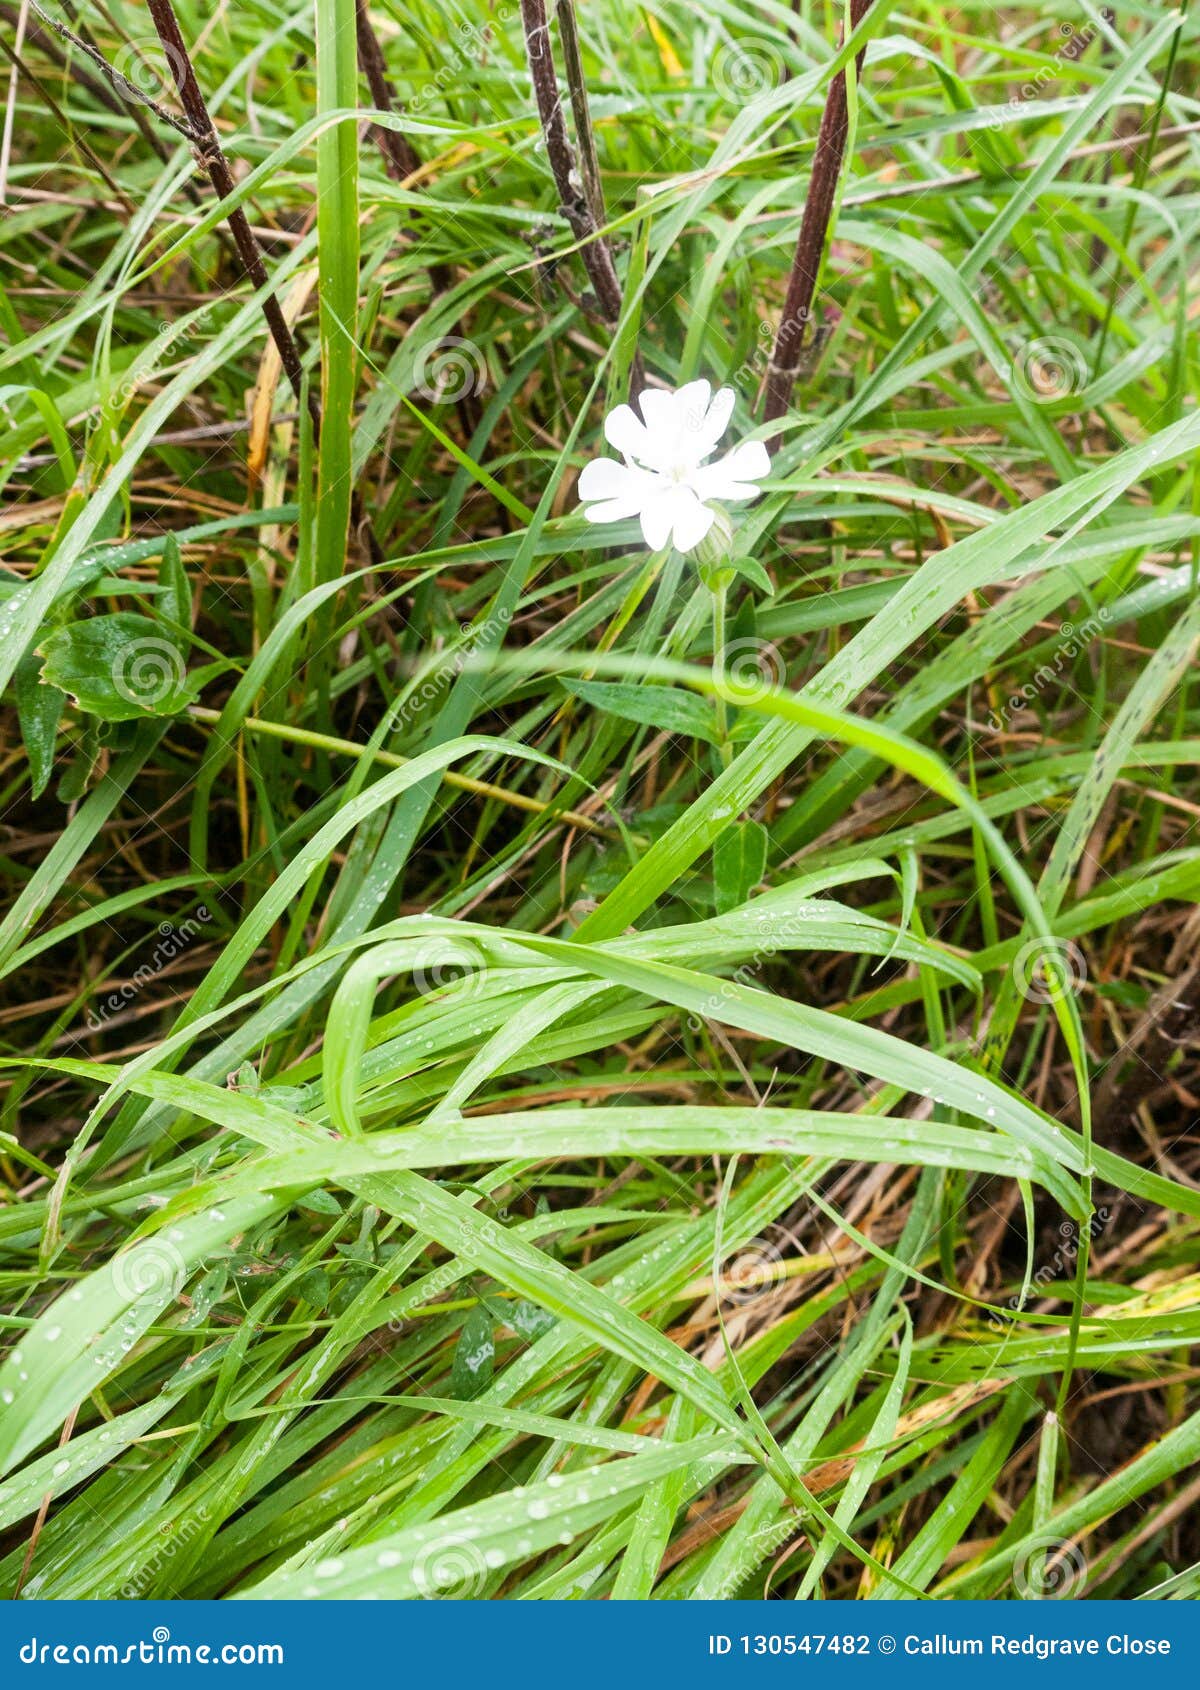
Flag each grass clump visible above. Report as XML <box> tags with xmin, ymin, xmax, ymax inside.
<box><xmin>1</xmin><ymin>0</ymin><xmax>1199</xmax><ymax>1600</ymax></box>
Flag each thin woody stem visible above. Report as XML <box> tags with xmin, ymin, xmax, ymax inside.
<box><xmin>27</xmin><ymin>0</ymin><xmax>193</xmax><ymax>137</ymax></box>
<box><xmin>20</xmin><ymin>1</ymin><xmax>240</xmax><ymax>252</ymax></box>
<box><xmin>353</xmin><ymin>0</ymin><xmax>422</xmax><ymax>182</ymax></box>
<box><xmin>519</xmin><ymin>0</ymin><xmax>643</xmax><ymax>392</ymax></box>
<box><xmin>31</xmin><ymin>0</ymin><xmax>393</xmax><ymax>557</ymax></box>
<box><xmin>762</xmin><ymin>0</ymin><xmax>873</xmax><ymax>426</ymax></box>
<box><xmin>141</xmin><ymin>0</ymin><xmax>322</xmax><ymax>442</ymax></box>
<box><xmin>353</xmin><ymin>0</ymin><xmax>479</xmax><ymax>442</ymax></box>
<box><xmin>556</xmin><ymin>0</ymin><xmax>606</xmax><ymax>232</ymax></box>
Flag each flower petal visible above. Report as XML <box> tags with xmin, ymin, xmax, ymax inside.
<box><xmin>691</xmin><ymin>384</ymin><xmax>736</xmax><ymax>458</ymax></box>
<box><xmin>671</xmin><ymin>493</ymin><xmax>717</xmax><ymax>554</ymax></box>
<box><xmin>584</xmin><ymin>499</ymin><xmax>640</xmax><ymax>525</ymax></box>
<box><xmin>603</xmin><ymin>404</ymin><xmax>652</xmax><ymax>464</ymax></box>
<box><xmin>638</xmin><ymin>486</ymin><xmax>692</xmax><ymax>551</ymax></box>
<box><xmin>673</xmin><ymin>378</ymin><xmax>713</xmax><ymax>429</ymax></box>
<box><xmin>694</xmin><ymin>438</ymin><xmax>770</xmax><ymax>502</ymax></box>
<box><xmin>632</xmin><ymin>388</ymin><xmax>683</xmax><ymax>468</ymax></box>
<box><xmin>578</xmin><ymin>457</ymin><xmax>659</xmax><ymax>521</ymax></box>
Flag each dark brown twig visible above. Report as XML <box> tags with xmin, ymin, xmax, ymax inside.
<box><xmin>27</xmin><ymin>0</ymin><xmax>318</xmax><ymax>436</ymax></box>
<box><xmin>519</xmin><ymin>0</ymin><xmax>641</xmax><ymax>386</ymax></box>
<box><xmin>352</xmin><ymin>4</ymin><xmax>456</xmax><ymax>298</ymax></box>
<box><xmin>353</xmin><ymin>1</ymin><xmax>486</xmax><ymax>439</ymax></box>
<box><xmin>762</xmin><ymin>0</ymin><xmax>873</xmax><ymax>425</ymax></box>
<box><xmin>22</xmin><ymin>1</ymin><xmax>397</xmax><ymax>562</ymax></box>
<box><xmin>141</xmin><ymin>0</ymin><xmax>321</xmax><ymax>442</ymax></box>
<box><xmin>353</xmin><ymin>0</ymin><xmax>421</xmax><ymax>182</ymax></box>
<box><xmin>2</xmin><ymin>0</ymin><xmax>125</xmax><ymax>118</ymax></box>
<box><xmin>27</xmin><ymin>0</ymin><xmax>192</xmax><ymax>136</ymax></box>
<box><xmin>556</xmin><ymin>0</ymin><xmax>606</xmax><ymax>232</ymax></box>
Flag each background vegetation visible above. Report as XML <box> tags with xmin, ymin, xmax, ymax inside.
<box><xmin>1</xmin><ymin>0</ymin><xmax>1199</xmax><ymax>1599</ymax></box>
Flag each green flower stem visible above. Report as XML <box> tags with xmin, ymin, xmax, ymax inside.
<box><xmin>711</xmin><ymin>577</ymin><xmax>731</xmax><ymax>769</ymax></box>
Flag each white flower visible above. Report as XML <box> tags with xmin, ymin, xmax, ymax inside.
<box><xmin>577</xmin><ymin>379</ymin><xmax>770</xmax><ymax>553</ymax></box>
